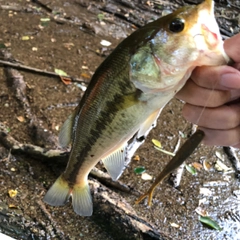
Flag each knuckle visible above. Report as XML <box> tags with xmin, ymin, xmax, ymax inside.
<box><xmin>209</xmin><ymin>91</ymin><xmax>231</xmax><ymax>107</ymax></box>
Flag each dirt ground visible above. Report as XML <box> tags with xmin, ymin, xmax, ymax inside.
<box><xmin>0</xmin><ymin>0</ymin><xmax>240</xmax><ymax>239</ymax></box>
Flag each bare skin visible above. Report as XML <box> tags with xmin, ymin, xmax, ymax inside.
<box><xmin>176</xmin><ymin>33</ymin><xmax>240</xmax><ymax>148</ymax></box>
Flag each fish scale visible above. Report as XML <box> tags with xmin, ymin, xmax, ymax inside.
<box><xmin>44</xmin><ymin>0</ymin><xmax>229</xmax><ymax>216</ymax></box>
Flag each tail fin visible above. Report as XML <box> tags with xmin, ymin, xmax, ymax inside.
<box><xmin>44</xmin><ymin>176</ymin><xmax>93</xmax><ymax>216</ymax></box>
<box><xmin>72</xmin><ymin>183</ymin><xmax>93</xmax><ymax>216</ymax></box>
<box><xmin>43</xmin><ymin>175</ymin><xmax>71</xmax><ymax>206</ymax></box>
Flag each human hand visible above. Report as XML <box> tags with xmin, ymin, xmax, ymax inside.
<box><xmin>176</xmin><ymin>33</ymin><xmax>240</xmax><ymax>148</ymax></box>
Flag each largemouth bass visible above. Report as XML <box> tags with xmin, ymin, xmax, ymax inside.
<box><xmin>44</xmin><ymin>0</ymin><xmax>229</xmax><ymax>216</ymax></box>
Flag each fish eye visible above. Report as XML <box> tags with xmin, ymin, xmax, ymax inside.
<box><xmin>169</xmin><ymin>18</ymin><xmax>185</xmax><ymax>33</ymax></box>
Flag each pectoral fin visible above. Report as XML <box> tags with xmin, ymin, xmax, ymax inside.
<box><xmin>102</xmin><ymin>144</ymin><xmax>127</xmax><ymax>181</ymax></box>
<box><xmin>58</xmin><ymin>109</ymin><xmax>77</xmax><ymax>147</ymax></box>
<box><xmin>125</xmin><ymin>109</ymin><xmax>162</xmax><ymax>164</ymax></box>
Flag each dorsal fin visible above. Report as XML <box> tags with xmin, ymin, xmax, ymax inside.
<box><xmin>58</xmin><ymin>109</ymin><xmax>77</xmax><ymax>147</ymax></box>
<box><xmin>102</xmin><ymin>144</ymin><xmax>127</xmax><ymax>181</ymax></box>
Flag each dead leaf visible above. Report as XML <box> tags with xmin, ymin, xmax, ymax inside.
<box><xmin>152</xmin><ymin>139</ymin><xmax>161</xmax><ymax>148</ymax></box>
<box><xmin>40</xmin><ymin>18</ymin><xmax>50</xmax><ymax>22</ymax></box>
<box><xmin>203</xmin><ymin>160</ymin><xmax>211</xmax><ymax>171</ymax></box>
<box><xmin>141</xmin><ymin>172</ymin><xmax>153</xmax><ymax>180</ymax></box>
<box><xmin>100</xmin><ymin>40</ymin><xmax>111</xmax><ymax>46</ymax></box>
<box><xmin>195</xmin><ymin>206</ymin><xmax>208</xmax><ymax>216</ymax></box>
<box><xmin>22</xmin><ymin>36</ymin><xmax>30</xmax><ymax>41</ymax></box>
<box><xmin>8</xmin><ymin>204</ymin><xmax>17</xmax><ymax>208</ymax></box>
<box><xmin>215</xmin><ymin>160</ymin><xmax>231</xmax><ymax>172</ymax></box>
<box><xmin>17</xmin><ymin>116</ymin><xmax>25</xmax><ymax>122</ymax></box>
<box><xmin>54</xmin><ymin>68</ymin><xmax>68</xmax><ymax>76</ymax></box>
<box><xmin>8</xmin><ymin>189</ymin><xmax>18</xmax><ymax>198</ymax></box>
<box><xmin>133</xmin><ymin>155</ymin><xmax>140</xmax><ymax>161</ymax></box>
<box><xmin>192</xmin><ymin>162</ymin><xmax>202</xmax><ymax>171</ymax></box>
<box><xmin>4</xmin><ymin>42</ymin><xmax>11</xmax><ymax>47</ymax></box>
<box><xmin>63</xmin><ymin>42</ymin><xmax>74</xmax><ymax>50</ymax></box>
<box><xmin>215</xmin><ymin>150</ymin><xmax>225</xmax><ymax>161</ymax></box>
<box><xmin>170</xmin><ymin>222</ymin><xmax>180</xmax><ymax>228</ymax></box>
<box><xmin>199</xmin><ymin>187</ymin><xmax>212</xmax><ymax>196</ymax></box>
<box><xmin>81</xmin><ymin>72</ymin><xmax>91</xmax><ymax>79</ymax></box>
<box><xmin>60</xmin><ymin>76</ymin><xmax>72</xmax><ymax>85</ymax></box>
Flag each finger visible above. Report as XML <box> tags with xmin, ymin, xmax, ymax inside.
<box><xmin>176</xmin><ymin>79</ymin><xmax>231</xmax><ymax>107</ymax></box>
<box><xmin>182</xmin><ymin>103</ymin><xmax>240</xmax><ymax>129</ymax></box>
<box><xmin>232</xmin><ymin>143</ymin><xmax>240</xmax><ymax>149</ymax></box>
<box><xmin>191</xmin><ymin>65</ymin><xmax>240</xmax><ymax>90</ymax></box>
<box><xmin>200</xmin><ymin>126</ymin><xmax>240</xmax><ymax>147</ymax></box>
<box><xmin>224</xmin><ymin>33</ymin><xmax>240</xmax><ymax>63</ymax></box>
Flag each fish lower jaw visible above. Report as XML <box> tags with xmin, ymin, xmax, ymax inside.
<box><xmin>193</xmin><ymin>32</ymin><xmax>229</xmax><ymax>66</ymax></box>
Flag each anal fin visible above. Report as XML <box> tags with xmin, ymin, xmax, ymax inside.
<box><xmin>102</xmin><ymin>144</ymin><xmax>127</xmax><ymax>181</ymax></box>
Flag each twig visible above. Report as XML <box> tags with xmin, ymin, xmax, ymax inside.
<box><xmin>31</xmin><ymin>0</ymin><xmax>52</xmax><ymax>13</ymax></box>
<box><xmin>226</xmin><ymin>0</ymin><xmax>240</xmax><ymax>11</ymax></box>
<box><xmin>0</xmin><ymin>59</ymin><xmax>88</xmax><ymax>84</ymax></box>
<box><xmin>90</xmin><ymin>167</ymin><xmax>140</xmax><ymax>196</ymax></box>
<box><xmin>0</xmin><ymin>5</ymin><xmax>23</xmax><ymax>11</ymax></box>
<box><xmin>223</xmin><ymin>146</ymin><xmax>240</xmax><ymax>179</ymax></box>
<box><xmin>0</xmin><ymin>122</ymin><xmax>65</xmax><ymax>158</ymax></box>
<box><xmin>32</xmin><ymin>0</ymin><xmax>96</xmax><ymax>35</ymax></box>
<box><xmin>0</xmin><ymin>121</ymin><xmax>136</xmax><ymax>195</ymax></box>
<box><xmin>37</xmin><ymin>200</ymin><xmax>65</xmax><ymax>238</ymax></box>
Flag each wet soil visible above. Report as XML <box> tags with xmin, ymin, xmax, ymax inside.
<box><xmin>0</xmin><ymin>0</ymin><xmax>240</xmax><ymax>239</ymax></box>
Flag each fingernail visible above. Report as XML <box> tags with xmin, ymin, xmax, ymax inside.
<box><xmin>221</xmin><ymin>73</ymin><xmax>240</xmax><ymax>89</ymax></box>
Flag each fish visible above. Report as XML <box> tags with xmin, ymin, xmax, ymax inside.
<box><xmin>43</xmin><ymin>0</ymin><xmax>229</xmax><ymax>216</ymax></box>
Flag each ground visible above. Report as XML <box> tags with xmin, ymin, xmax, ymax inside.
<box><xmin>0</xmin><ymin>0</ymin><xmax>240</xmax><ymax>239</ymax></box>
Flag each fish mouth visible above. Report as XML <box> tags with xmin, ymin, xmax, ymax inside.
<box><xmin>200</xmin><ymin>0</ymin><xmax>214</xmax><ymax>14</ymax></box>
<box><xmin>193</xmin><ymin>30</ymin><xmax>229</xmax><ymax>65</ymax></box>
<box><xmin>201</xmin><ymin>24</ymin><xmax>219</xmax><ymax>46</ymax></box>
<box><xmin>193</xmin><ymin>23</ymin><xmax>219</xmax><ymax>50</ymax></box>
<box><xmin>192</xmin><ymin>0</ymin><xmax>230</xmax><ymax>65</ymax></box>
<box><xmin>196</xmin><ymin>0</ymin><xmax>217</xmax><ymax>40</ymax></box>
